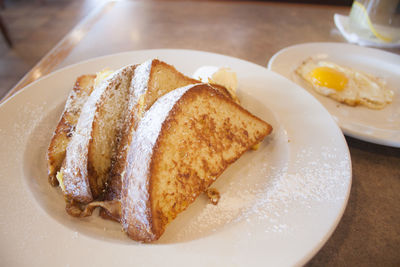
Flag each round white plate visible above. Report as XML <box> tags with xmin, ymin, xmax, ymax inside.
<box><xmin>0</xmin><ymin>49</ymin><xmax>351</xmax><ymax>267</ymax></box>
<box><xmin>268</xmin><ymin>42</ymin><xmax>400</xmax><ymax>147</ymax></box>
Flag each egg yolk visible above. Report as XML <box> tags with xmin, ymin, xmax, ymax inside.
<box><xmin>309</xmin><ymin>67</ymin><xmax>348</xmax><ymax>91</ymax></box>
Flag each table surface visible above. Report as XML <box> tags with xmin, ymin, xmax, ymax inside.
<box><xmin>2</xmin><ymin>1</ymin><xmax>399</xmax><ymax>266</ymax></box>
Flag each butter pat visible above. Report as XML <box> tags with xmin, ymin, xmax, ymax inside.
<box><xmin>210</xmin><ymin>68</ymin><xmax>238</xmax><ymax>98</ymax></box>
<box><xmin>94</xmin><ymin>69</ymin><xmax>114</xmax><ymax>89</ymax></box>
<box><xmin>193</xmin><ymin>66</ymin><xmax>239</xmax><ymax>103</ymax></box>
<box><xmin>56</xmin><ymin>171</ymin><xmax>65</xmax><ymax>192</ymax></box>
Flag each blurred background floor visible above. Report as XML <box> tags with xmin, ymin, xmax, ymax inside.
<box><xmin>0</xmin><ymin>0</ymin><xmax>103</xmax><ymax>99</ymax></box>
<box><xmin>0</xmin><ymin>0</ymin><xmax>351</xmax><ymax>100</ymax></box>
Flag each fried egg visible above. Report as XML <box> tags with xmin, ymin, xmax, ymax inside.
<box><xmin>296</xmin><ymin>58</ymin><xmax>394</xmax><ymax>109</ymax></box>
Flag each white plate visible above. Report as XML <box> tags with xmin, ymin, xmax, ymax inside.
<box><xmin>0</xmin><ymin>49</ymin><xmax>351</xmax><ymax>267</ymax></box>
<box><xmin>267</xmin><ymin>42</ymin><xmax>400</xmax><ymax>147</ymax></box>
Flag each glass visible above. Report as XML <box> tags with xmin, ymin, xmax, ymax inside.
<box><xmin>349</xmin><ymin>0</ymin><xmax>400</xmax><ymax>43</ymax></box>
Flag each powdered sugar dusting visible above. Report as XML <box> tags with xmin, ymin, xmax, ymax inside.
<box><xmin>132</xmin><ymin>59</ymin><xmax>152</xmax><ymax>106</ymax></box>
<box><xmin>121</xmin><ymin>84</ymin><xmax>198</xmax><ymax>237</ymax></box>
<box><xmin>172</xmin><ymin>143</ymin><xmax>350</xmax><ymax>241</ymax></box>
<box><xmin>62</xmin><ymin>70</ymin><xmax>110</xmax><ymax>199</ymax></box>
<box><xmin>62</xmin><ymin>65</ymin><xmax>135</xmax><ymax>200</ymax></box>
<box><xmin>12</xmin><ymin>102</ymin><xmax>47</xmax><ymax>147</ymax></box>
<box><xmin>64</xmin><ymin>82</ymin><xmax>92</xmax><ymax>115</ymax></box>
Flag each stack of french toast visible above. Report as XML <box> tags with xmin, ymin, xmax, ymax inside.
<box><xmin>47</xmin><ymin>59</ymin><xmax>272</xmax><ymax>242</ymax></box>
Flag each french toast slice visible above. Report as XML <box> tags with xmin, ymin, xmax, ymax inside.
<box><xmin>120</xmin><ymin>83</ymin><xmax>272</xmax><ymax>242</ymax></box>
<box><xmin>104</xmin><ymin>59</ymin><xmax>200</xmax><ymax>211</ymax></box>
<box><xmin>59</xmin><ymin>65</ymin><xmax>136</xmax><ymax>204</ymax></box>
<box><xmin>47</xmin><ymin>75</ymin><xmax>96</xmax><ymax>186</ymax></box>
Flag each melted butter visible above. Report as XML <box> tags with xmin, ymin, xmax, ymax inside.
<box><xmin>94</xmin><ymin>69</ymin><xmax>114</xmax><ymax>88</ymax></box>
<box><xmin>193</xmin><ymin>66</ymin><xmax>239</xmax><ymax>103</ymax></box>
<box><xmin>56</xmin><ymin>171</ymin><xmax>65</xmax><ymax>192</ymax></box>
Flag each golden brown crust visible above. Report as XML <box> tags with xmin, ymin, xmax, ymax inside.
<box><xmin>146</xmin><ymin>60</ymin><xmax>200</xmax><ymax>108</ymax></box>
<box><xmin>47</xmin><ymin>75</ymin><xmax>95</xmax><ymax>186</ymax></box>
<box><xmin>121</xmin><ymin>84</ymin><xmax>272</xmax><ymax>242</ymax></box>
<box><xmin>66</xmin><ymin>200</ymin><xmax>121</xmax><ymax>219</ymax></box>
<box><xmin>151</xmin><ymin>85</ymin><xmax>271</xmax><ymax>238</ymax></box>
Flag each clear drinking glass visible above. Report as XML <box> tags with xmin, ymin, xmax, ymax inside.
<box><xmin>349</xmin><ymin>0</ymin><xmax>400</xmax><ymax>43</ymax></box>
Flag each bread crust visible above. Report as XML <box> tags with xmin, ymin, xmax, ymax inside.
<box><xmin>47</xmin><ymin>75</ymin><xmax>95</xmax><ymax>186</ymax></box>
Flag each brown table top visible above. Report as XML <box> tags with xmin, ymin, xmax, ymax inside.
<box><xmin>3</xmin><ymin>1</ymin><xmax>399</xmax><ymax>266</ymax></box>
